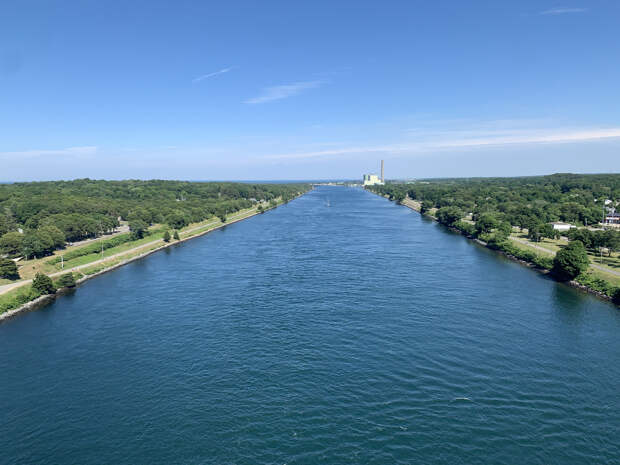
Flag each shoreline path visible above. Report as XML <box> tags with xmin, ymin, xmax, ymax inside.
<box><xmin>0</xmin><ymin>209</ymin><xmax>254</xmax><ymax>297</ymax></box>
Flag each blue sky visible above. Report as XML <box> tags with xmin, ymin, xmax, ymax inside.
<box><xmin>1</xmin><ymin>0</ymin><xmax>619</xmax><ymax>181</ymax></box>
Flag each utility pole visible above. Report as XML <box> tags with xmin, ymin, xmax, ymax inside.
<box><xmin>100</xmin><ymin>222</ymin><xmax>104</xmax><ymax>259</ymax></box>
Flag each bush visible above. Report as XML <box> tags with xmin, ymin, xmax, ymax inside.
<box><xmin>454</xmin><ymin>221</ymin><xmax>476</xmax><ymax>236</ymax></box>
<box><xmin>612</xmin><ymin>288</ymin><xmax>620</xmax><ymax>306</ymax></box>
<box><xmin>576</xmin><ymin>273</ymin><xmax>615</xmax><ymax>297</ymax></box>
<box><xmin>0</xmin><ymin>258</ymin><xmax>20</xmax><ymax>280</ymax></box>
<box><xmin>173</xmin><ymin>230</ymin><xmax>180</xmax><ymax>240</ymax></box>
<box><xmin>163</xmin><ymin>230</ymin><xmax>171</xmax><ymax>243</ymax></box>
<box><xmin>552</xmin><ymin>241</ymin><xmax>589</xmax><ymax>281</ymax></box>
<box><xmin>32</xmin><ymin>273</ymin><xmax>56</xmax><ymax>295</ymax></box>
<box><xmin>56</xmin><ymin>272</ymin><xmax>76</xmax><ymax>288</ymax></box>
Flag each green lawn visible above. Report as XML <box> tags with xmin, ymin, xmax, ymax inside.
<box><xmin>509</xmin><ymin>233</ymin><xmax>620</xmax><ymax>278</ymax></box>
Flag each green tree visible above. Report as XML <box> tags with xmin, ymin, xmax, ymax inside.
<box><xmin>475</xmin><ymin>213</ymin><xmax>498</xmax><ymax>236</ymax></box>
<box><xmin>39</xmin><ymin>225</ymin><xmax>66</xmax><ymax>249</ymax></box>
<box><xmin>436</xmin><ymin>207</ymin><xmax>463</xmax><ymax>226</ymax></box>
<box><xmin>165</xmin><ymin>210</ymin><xmax>189</xmax><ymax>229</ymax></box>
<box><xmin>612</xmin><ymin>287</ymin><xmax>620</xmax><ymax>306</ymax></box>
<box><xmin>32</xmin><ymin>272</ymin><xmax>56</xmax><ymax>295</ymax></box>
<box><xmin>173</xmin><ymin>230</ymin><xmax>180</xmax><ymax>240</ymax></box>
<box><xmin>218</xmin><ymin>213</ymin><xmax>227</xmax><ymax>223</ymax></box>
<box><xmin>0</xmin><ymin>231</ymin><xmax>24</xmax><ymax>257</ymax></box>
<box><xmin>0</xmin><ymin>258</ymin><xmax>19</xmax><ymax>280</ymax></box>
<box><xmin>393</xmin><ymin>192</ymin><xmax>406</xmax><ymax>204</ymax></box>
<box><xmin>420</xmin><ymin>200</ymin><xmax>434</xmax><ymax>214</ymax></box>
<box><xmin>496</xmin><ymin>221</ymin><xmax>513</xmax><ymax>238</ymax></box>
<box><xmin>528</xmin><ymin>224</ymin><xmax>544</xmax><ymax>242</ymax></box>
<box><xmin>163</xmin><ymin>230</ymin><xmax>171</xmax><ymax>242</ymax></box>
<box><xmin>21</xmin><ymin>230</ymin><xmax>55</xmax><ymax>259</ymax></box>
<box><xmin>56</xmin><ymin>272</ymin><xmax>76</xmax><ymax>288</ymax></box>
<box><xmin>552</xmin><ymin>241</ymin><xmax>590</xmax><ymax>281</ymax></box>
<box><xmin>129</xmin><ymin>219</ymin><xmax>148</xmax><ymax>239</ymax></box>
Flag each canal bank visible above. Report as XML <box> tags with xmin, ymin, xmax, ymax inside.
<box><xmin>0</xmin><ymin>192</ymin><xmax>309</xmax><ymax>322</ymax></box>
<box><xmin>377</xmin><ymin>192</ymin><xmax>618</xmax><ymax>307</ymax></box>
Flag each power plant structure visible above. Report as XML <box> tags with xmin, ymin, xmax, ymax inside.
<box><xmin>362</xmin><ymin>160</ymin><xmax>385</xmax><ymax>186</ymax></box>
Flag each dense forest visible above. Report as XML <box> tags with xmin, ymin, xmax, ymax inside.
<box><xmin>0</xmin><ymin>179</ymin><xmax>309</xmax><ymax>259</ymax></box>
<box><xmin>370</xmin><ymin>173</ymin><xmax>620</xmax><ymax>257</ymax></box>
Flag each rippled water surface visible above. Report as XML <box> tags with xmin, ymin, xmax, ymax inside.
<box><xmin>1</xmin><ymin>186</ymin><xmax>619</xmax><ymax>464</ymax></box>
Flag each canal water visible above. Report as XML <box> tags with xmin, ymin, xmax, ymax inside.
<box><xmin>1</xmin><ymin>186</ymin><xmax>619</xmax><ymax>464</ymax></box>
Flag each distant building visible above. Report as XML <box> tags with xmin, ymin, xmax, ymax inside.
<box><xmin>549</xmin><ymin>222</ymin><xmax>575</xmax><ymax>231</ymax></box>
<box><xmin>604</xmin><ymin>213</ymin><xmax>620</xmax><ymax>225</ymax></box>
<box><xmin>362</xmin><ymin>174</ymin><xmax>383</xmax><ymax>186</ymax></box>
<box><xmin>363</xmin><ymin>160</ymin><xmax>385</xmax><ymax>186</ymax></box>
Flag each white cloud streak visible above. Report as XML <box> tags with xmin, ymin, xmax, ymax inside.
<box><xmin>0</xmin><ymin>146</ymin><xmax>97</xmax><ymax>159</ymax></box>
<box><xmin>262</xmin><ymin>127</ymin><xmax>620</xmax><ymax>160</ymax></box>
<box><xmin>192</xmin><ymin>67</ymin><xmax>234</xmax><ymax>83</ymax></box>
<box><xmin>540</xmin><ymin>7</ymin><xmax>587</xmax><ymax>15</ymax></box>
<box><xmin>244</xmin><ymin>80</ymin><xmax>323</xmax><ymax>104</ymax></box>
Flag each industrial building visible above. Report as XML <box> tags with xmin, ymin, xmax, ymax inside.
<box><xmin>362</xmin><ymin>160</ymin><xmax>385</xmax><ymax>186</ymax></box>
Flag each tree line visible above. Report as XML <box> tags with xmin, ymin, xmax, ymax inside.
<box><xmin>0</xmin><ymin>179</ymin><xmax>309</xmax><ymax>262</ymax></box>
<box><xmin>369</xmin><ymin>173</ymin><xmax>620</xmax><ymax>303</ymax></box>
<box><xmin>371</xmin><ymin>173</ymin><xmax>620</xmax><ymax>255</ymax></box>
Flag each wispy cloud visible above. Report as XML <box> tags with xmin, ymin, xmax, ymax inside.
<box><xmin>540</xmin><ymin>7</ymin><xmax>587</xmax><ymax>15</ymax></box>
<box><xmin>0</xmin><ymin>146</ymin><xmax>97</xmax><ymax>159</ymax></box>
<box><xmin>192</xmin><ymin>67</ymin><xmax>234</xmax><ymax>83</ymax></box>
<box><xmin>244</xmin><ymin>80</ymin><xmax>323</xmax><ymax>104</ymax></box>
<box><xmin>261</xmin><ymin>125</ymin><xmax>620</xmax><ymax>160</ymax></box>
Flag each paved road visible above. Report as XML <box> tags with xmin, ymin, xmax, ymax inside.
<box><xmin>0</xmin><ymin>209</ymin><xmax>256</xmax><ymax>296</ymax></box>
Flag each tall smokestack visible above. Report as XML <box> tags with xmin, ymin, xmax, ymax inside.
<box><xmin>381</xmin><ymin>160</ymin><xmax>384</xmax><ymax>182</ymax></box>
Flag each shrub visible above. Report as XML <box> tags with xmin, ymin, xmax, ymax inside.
<box><xmin>612</xmin><ymin>288</ymin><xmax>620</xmax><ymax>306</ymax></box>
<box><xmin>32</xmin><ymin>273</ymin><xmax>56</xmax><ymax>295</ymax></box>
<box><xmin>0</xmin><ymin>258</ymin><xmax>20</xmax><ymax>280</ymax></box>
<box><xmin>552</xmin><ymin>241</ymin><xmax>589</xmax><ymax>281</ymax></box>
<box><xmin>454</xmin><ymin>221</ymin><xmax>476</xmax><ymax>237</ymax></box>
<box><xmin>163</xmin><ymin>230</ymin><xmax>171</xmax><ymax>243</ymax></box>
<box><xmin>56</xmin><ymin>272</ymin><xmax>76</xmax><ymax>288</ymax></box>
<box><xmin>173</xmin><ymin>230</ymin><xmax>180</xmax><ymax>240</ymax></box>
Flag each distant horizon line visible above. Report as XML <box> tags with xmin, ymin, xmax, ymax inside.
<box><xmin>1</xmin><ymin>171</ymin><xmax>619</xmax><ymax>184</ymax></box>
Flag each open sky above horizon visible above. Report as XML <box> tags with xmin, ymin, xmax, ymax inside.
<box><xmin>1</xmin><ymin>0</ymin><xmax>619</xmax><ymax>181</ymax></box>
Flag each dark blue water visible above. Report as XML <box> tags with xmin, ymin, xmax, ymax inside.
<box><xmin>1</xmin><ymin>186</ymin><xmax>619</xmax><ymax>464</ymax></box>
